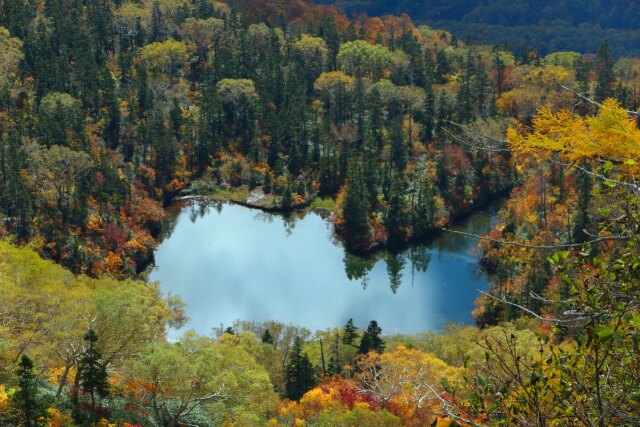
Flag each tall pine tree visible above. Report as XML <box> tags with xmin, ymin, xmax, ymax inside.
<box><xmin>285</xmin><ymin>336</ymin><xmax>316</xmax><ymax>401</ymax></box>
<box><xmin>78</xmin><ymin>330</ymin><xmax>109</xmax><ymax>423</ymax></box>
<box><xmin>595</xmin><ymin>40</ymin><xmax>614</xmax><ymax>102</ymax></box>
<box><xmin>422</xmin><ymin>80</ymin><xmax>435</xmax><ymax>142</ymax></box>
<box><xmin>12</xmin><ymin>355</ymin><xmax>44</xmax><ymax>427</ymax></box>
<box><xmin>342</xmin><ymin>318</ymin><xmax>358</xmax><ymax>346</ymax></box>
<box><xmin>342</xmin><ymin>160</ymin><xmax>370</xmax><ymax>249</ymax></box>
<box><xmin>358</xmin><ymin>320</ymin><xmax>385</xmax><ymax>354</ymax></box>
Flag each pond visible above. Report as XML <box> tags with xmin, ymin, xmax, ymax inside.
<box><xmin>149</xmin><ymin>198</ymin><xmax>501</xmax><ymax>338</ymax></box>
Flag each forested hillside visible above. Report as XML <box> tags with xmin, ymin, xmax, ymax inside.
<box><xmin>314</xmin><ymin>0</ymin><xmax>640</xmax><ymax>56</ymax></box>
<box><xmin>1</xmin><ymin>0</ymin><xmax>639</xmax><ymax>425</ymax></box>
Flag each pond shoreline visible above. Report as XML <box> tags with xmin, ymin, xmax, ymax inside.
<box><xmin>149</xmin><ymin>198</ymin><xmax>498</xmax><ymax>337</ymax></box>
<box><xmin>171</xmin><ymin>186</ymin><xmax>508</xmax><ymax>258</ymax></box>
<box><xmin>140</xmin><ymin>185</ymin><xmax>508</xmax><ymax>279</ymax></box>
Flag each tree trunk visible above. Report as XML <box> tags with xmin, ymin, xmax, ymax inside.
<box><xmin>55</xmin><ymin>364</ymin><xmax>71</xmax><ymax>399</ymax></box>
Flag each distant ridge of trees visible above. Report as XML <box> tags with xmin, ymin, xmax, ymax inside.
<box><xmin>314</xmin><ymin>0</ymin><xmax>640</xmax><ymax>56</ymax></box>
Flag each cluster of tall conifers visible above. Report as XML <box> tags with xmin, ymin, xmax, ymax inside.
<box><xmin>0</xmin><ymin>0</ymin><xmax>632</xmax><ymax>268</ymax></box>
<box><xmin>277</xmin><ymin>318</ymin><xmax>385</xmax><ymax>401</ymax></box>
<box><xmin>8</xmin><ymin>331</ymin><xmax>108</xmax><ymax>426</ymax></box>
<box><xmin>0</xmin><ymin>0</ymin><xmax>520</xmax><ymax>273</ymax></box>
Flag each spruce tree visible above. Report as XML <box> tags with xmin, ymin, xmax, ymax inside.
<box><xmin>436</xmin><ymin>90</ymin><xmax>449</xmax><ymax>136</ymax></box>
<box><xmin>149</xmin><ymin>1</ymin><xmax>167</xmax><ymax>42</ymax></box>
<box><xmin>573</xmin><ymin>56</ymin><xmax>590</xmax><ymax>95</ymax></box>
<box><xmin>369</xmin><ymin>89</ymin><xmax>385</xmax><ymax>153</ymax></box>
<box><xmin>422</xmin><ymin>81</ymin><xmax>435</xmax><ymax>141</ymax></box>
<box><xmin>342</xmin><ymin>161</ymin><xmax>369</xmax><ymax>248</ymax></box>
<box><xmin>456</xmin><ymin>52</ymin><xmax>474</xmax><ymax>123</ymax></box>
<box><xmin>572</xmin><ymin>164</ymin><xmax>593</xmax><ymax>243</ymax></box>
<box><xmin>493</xmin><ymin>50</ymin><xmax>505</xmax><ymax>96</ymax></box>
<box><xmin>12</xmin><ymin>355</ymin><xmax>43</xmax><ymax>427</ymax></box>
<box><xmin>78</xmin><ymin>330</ymin><xmax>109</xmax><ymax>422</ymax></box>
<box><xmin>261</xmin><ymin>329</ymin><xmax>274</xmax><ymax>344</ymax></box>
<box><xmin>388</xmin><ymin>117</ymin><xmax>408</xmax><ymax>172</ymax></box>
<box><xmin>385</xmin><ymin>176</ymin><xmax>406</xmax><ymax>247</ymax></box>
<box><xmin>595</xmin><ymin>40</ymin><xmax>614</xmax><ymax>102</ymax></box>
<box><xmin>358</xmin><ymin>332</ymin><xmax>372</xmax><ymax>355</ymax></box>
<box><xmin>358</xmin><ymin>320</ymin><xmax>385</xmax><ymax>354</ymax></box>
<box><xmin>342</xmin><ymin>318</ymin><xmax>358</xmax><ymax>346</ymax></box>
<box><xmin>285</xmin><ymin>336</ymin><xmax>316</xmax><ymax>401</ymax></box>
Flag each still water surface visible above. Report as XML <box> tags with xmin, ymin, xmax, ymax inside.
<box><xmin>150</xmin><ymin>199</ymin><xmax>500</xmax><ymax>338</ymax></box>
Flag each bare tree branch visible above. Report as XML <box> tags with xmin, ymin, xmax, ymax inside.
<box><xmin>478</xmin><ymin>290</ymin><xmax>589</xmax><ymax>324</ymax></box>
<box><xmin>558</xmin><ymin>84</ymin><xmax>639</xmax><ymax>116</ymax></box>
<box><xmin>548</xmin><ymin>158</ymin><xmax>640</xmax><ymax>193</ymax></box>
<box><xmin>442</xmin><ymin>227</ymin><xmax>630</xmax><ymax>249</ymax></box>
<box><xmin>422</xmin><ymin>382</ymin><xmax>489</xmax><ymax>427</ymax></box>
<box><xmin>442</xmin><ymin>127</ymin><xmax>511</xmax><ymax>153</ymax></box>
<box><xmin>447</xmin><ymin>120</ymin><xmax>510</xmax><ymax>144</ymax></box>
<box><xmin>529</xmin><ymin>291</ymin><xmax>554</xmax><ymax>303</ymax></box>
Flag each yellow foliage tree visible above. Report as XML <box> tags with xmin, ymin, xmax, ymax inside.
<box><xmin>140</xmin><ymin>39</ymin><xmax>191</xmax><ymax>84</ymax></box>
<box><xmin>508</xmin><ymin>99</ymin><xmax>640</xmax><ymax>170</ymax></box>
<box><xmin>357</xmin><ymin>345</ymin><xmax>463</xmax><ymax>424</ymax></box>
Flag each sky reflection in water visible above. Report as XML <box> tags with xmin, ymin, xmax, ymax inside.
<box><xmin>150</xmin><ymin>199</ymin><xmax>499</xmax><ymax>338</ymax></box>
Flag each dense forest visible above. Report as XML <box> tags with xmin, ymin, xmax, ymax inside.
<box><xmin>314</xmin><ymin>0</ymin><xmax>640</xmax><ymax>56</ymax></box>
<box><xmin>1</xmin><ymin>0</ymin><xmax>639</xmax><ymax>425</ymax></box>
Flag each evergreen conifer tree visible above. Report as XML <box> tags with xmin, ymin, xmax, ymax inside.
<box><xmin>422</xmin><ymin>81</ymin><xmax>435</xmax><ymax>141</ymax></box>
<box><xmin>595</xmin><ymin>40</ymin><xmax>614</xmax><ymax>102</ymax></box>
<box><xmin>343</xmin><ymin>161</ymin><xmax>369</xmax><ymax>248</ymax></box>
<box><xmin>342</xmin><ymin>318</ymin><xmax>358</xmax><ymax>346</ymax></box>
<box><xmin>285</xmin><ymin>336</ymin><xmax>316</xmax><ymax>401</ymax></box>
<box><xmin>358</xmin><ymin>320</ymin><xmax>385</xmax><ymax>354</ymax></box>
<box><xmin>12</xmin><ymin>355</ymin><xmax>44</xmax><ymax>427</ymax></box>
<box><xmin>261</xmin><ymin>329</ymin><xmax>274</xmax><ymax>344</ymax></box>
<box><xmin>78</xmin><ymin>330</ymin><xmax>109</xmax><ymax>422</ymax></box>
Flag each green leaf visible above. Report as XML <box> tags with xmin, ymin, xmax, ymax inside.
<box><xmin>441</xmin><ymin>377</ymin><xmax>452</xmax><ymax>393</ymax></box>
<box><xmin>477</xmin><ymin>375</ymin><xmax>488</xmax><ymax>387</ymax></box>
<box><xmin>597</xmin><ymin>327</ymin><xmax>614</xmax><ymax>340</ymax></box>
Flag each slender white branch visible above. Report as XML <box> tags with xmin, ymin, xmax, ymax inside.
<box><xmin>447</xmin><ymin>120</ymin><xmax>510</xmax><ymax>144</ymax></box>
<box><xmin>478</xmin><ymin>290</ymin><xmax>588</xmax><ymax>324</ymax></box>
<box><xmin>529</xmin><ymin>291</ymin><xmax>554</xmax><ymax>304</ymax></box>
<box><xmin>558</xmin><ymin>84</ymin><xmax>639</xmax><ymax>116</ymax></box>
<box><xmin>422</xmin><ymin>382</ymin><xmax>488</xmax><ymax>427</ymax></box>
<box><xmin>548</xmin><ymin>158</ymin><xmax>640</xmax><ymax>193</ymax></box>
<box><xmin>442</xmin><ymin>227</ymin><xmax>630</xmax><ymax>249</ymax></box>
<box><xmin>442</xmin><ymin>127</ymin><xmax>511</xmax><ymax>153</ymax></box>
